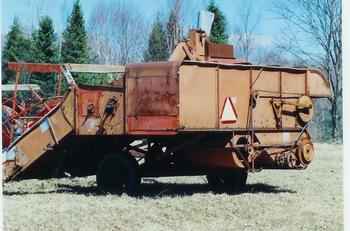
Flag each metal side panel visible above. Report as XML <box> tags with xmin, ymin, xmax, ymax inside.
<box><xmin>308</xmin><ymin>70</ymin><xmax>332</xmax><ymax>97</ymax></box>
<box><xmin>218</xmin><ymin>68</ymin><xmax>250</xmax><ymax>129</ymax></box>
<box><xmin>61</xmin><ymin>90</ymin><xmax>75</xmax><ymax>127</ymax></box>
<box><xmin>76</xmin><ymin>86</ymin><xmax>124</xmax><ymax>135</ymax></box>
<box><xmin>179</xmin><ymin>65</ymin><xmax>218</xmax><ymax>129</ymax></box>
<box><xmin>126</xmin><ymin>62</ymin><xmax>180</xmax><ymax>134</ymax></box>
<box><xmin>3</xmin><ymin>93</ymin><xmax>74</xmax><ymax>181</ymax></box>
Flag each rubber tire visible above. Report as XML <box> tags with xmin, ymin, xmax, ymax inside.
<box><xmin>97</xmin><ymin>154</ymin><xmax>140</xmax><ymax>196</ymax></box>
<box><xmin>207</xmin><ymin>169</ymin><xmax>248</xmax><ymax>193</ymax></box>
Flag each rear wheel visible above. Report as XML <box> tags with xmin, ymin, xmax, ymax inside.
<box><xmin>207</xmin><ymin>169</ymin><xmax>248</xmax><ymax>193</ymax></box>
<box><xmin>97</xmin><ymin>154</ymin><xmax>140</xmax><ymax>196</ymax></box>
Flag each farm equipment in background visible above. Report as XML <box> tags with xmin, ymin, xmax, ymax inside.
<box><xmin>2</xmin><ymin>63</ymin><xmax>67</xmax><ymax>148</ymax></box>
<box><xmin>2</xmin><ymin>28</ymin><xmax>332</xmax><ymax>195</ymax></box>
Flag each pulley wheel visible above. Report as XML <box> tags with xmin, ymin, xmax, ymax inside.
<box><xmin>297</xmin><ymin>96</ymin><xmax>314</xmax><ymax>123</ymax></box>
<box><xmin>297</xmin><ymin>139</ymin><xmax>314</xmax><ymax>164</ymax></box>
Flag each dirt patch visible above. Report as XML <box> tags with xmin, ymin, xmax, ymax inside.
<box><xmin>3</xmin><ymin>143</ymin><xmax>343</xmax><ymax>231</ymax></box>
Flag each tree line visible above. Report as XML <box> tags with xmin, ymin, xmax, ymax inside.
<box><xmin>2</xmin><ymin>0</ymin><xmax>229</xmax><ymax>65</ymax></box>
<box><xmin>2</xmin><ymin>0</ymin><xmax>89</xmax><ymax>94</ymax></box>
<box><xmin>2</xmin><ymin>0</ymin><xmax>227</xmax><ymax>85</ymax></box>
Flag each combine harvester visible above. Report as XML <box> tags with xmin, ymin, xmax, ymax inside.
<box><xmin>3</xmin><ymin>17</ymin><xmax>331</xmax><ymax>195</ymax></box>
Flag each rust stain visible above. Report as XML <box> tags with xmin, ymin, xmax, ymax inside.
<box><xmin>3</xmin><ymin>30</ymin><xmax>333</xmax><ymax>182</ymax></box>
<box><xmin>126</xmin><ymin>62</ymin><xmax>180</xmax><ymax>133</ymax></box>
<box><xmin>8</xmin><ymin>62</ymin><xmax>62</xmax><ymax>73</ymax></box>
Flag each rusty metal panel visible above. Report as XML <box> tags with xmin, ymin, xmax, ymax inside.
<box><xmin>252</xmin><ymin>92</ymin><xmax>279</xmax><ymax>128</ymax></box>
<box><xmin>179</xmin><ymin>65</ymin><xmax>217</xmax><ymax>128</ymax></box>
<box><xmin>47</xmin><ymin>108</ymin><xmax>74</xmax><ymax>141</ymax></box>
<box><xmin>15</xmin><ymin>119</ymin><xmax>56</xmax><ymax>165</ymax></box>
<box><xmin>282</xmin><ymin>72</ymin><xmax>306</xmax><ymax>95</ymax></box>
<box><xmin>128</xmin><ymin>77</ymin><xmax>178</xmax><ymax>115</ymax></box>
<box><xmin>5</xmin><ymin>104</ymin><xmax>73</xmax><ymax>174</ymax></box>
<box><xmin>127</xmin><ymin>116</ymin><xmax>178</xmax><ymax>135</ymax></box>
<box><xmin>61</xmin><ymin>90</ymin><xmax>75</xmax><ymax>126</ymax></box>
<box><xmin>281</xmin><ymin>99</ymin><xmax>297</xmax><ymax>128</ymax></box>
<box><xmin>7</xmin><ymin>62</ymin><xmax>62</xmax><ymax>73</ymax></box>
<box><xmin>179</xmin><ymin>62</ymin><xmax>331</xmax><ymax>132</ymax></box>
<box><xmin>206</xmin><ymin>41</ymin><xmax>234</xmax><ymax>59</ymax></box>
<box><xmin>255</xmin><ymin>131</ymin><xmax>300</xmax><ymax>145</ymax></box>
<box><xmin>252</xmin><ymin>69</ymin><xmax>280</xmax><ymax>93</ymax></box>
<box><xmin>308</xmin><ymin>70</ymin><xmax>332</xmax><ymax>97</ymax></box>
<box><xmin>185</xmin><ymin>148</ymin><xmax>244</xmax><ymax>169</ymax></box>
<box><xmin>98</xmin><ymin>91</ymin><xmax>124</xmax><ymax>135</ymax></box>
<box><xmin>127</xmin><ymin>62</ymin><xmax>179</xmax><ymax>79</ymax></box>
<box><xmin>77</xmin><ymin>89</ymin><xmax>102</xmax><ymax>117</ymax></box>
<box><xmin>126</xmin><ymin>62</ymin><xmax>180</xmax><ymax>134</ymax></box>
<box><xmin>76</xmin><ymin>86</ymin><xmax>124</xmax><ymax>135</ymax></box>
<box><xmin>218</xmin><ymin>68</ymin><xmax>250</xmax><ymax>129</ymax></box>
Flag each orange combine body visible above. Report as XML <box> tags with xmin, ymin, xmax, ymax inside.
<box><xmin>2</xmin><ymin>30</ymin><xmax>331</xmax><ymax>195</ymax></box>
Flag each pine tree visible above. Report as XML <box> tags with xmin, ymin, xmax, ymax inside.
<box><xmin>207</xmin><ymin>1</ymin><xmax>229</xmax><ymax>44</ymax></box>
<box><xmin>33</xmin><ymin>16</ymin><xmax>59</xmax><ymax>63</ymax></box>
<box><xmin>31</xmin><ymin>16</ymin><xmax>59</xmax><ymax>96</ymax></box>
<box><xmin>2</xmin><ymin>18</ymin><xmax>33</xmax><ymax>84</ymax></box>
<box><xmin>61</xmin><ymin>0</ymin><xmax>89</xmax><ymax>85</ymax></box>
<box><xmin>61</xmin><ymin>0</ymin><xmax>89</xmax><ymax>64</ymax></box>
<box><xmin>144</xmin><ymin>17</ymin><xmax>169</xmax><ymax>62</ymax></box>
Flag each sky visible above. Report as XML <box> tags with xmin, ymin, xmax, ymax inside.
<box><xmin>1</xmin><ymin>0</ymin><xmax>283</xmax><ymax>48</ymax></box>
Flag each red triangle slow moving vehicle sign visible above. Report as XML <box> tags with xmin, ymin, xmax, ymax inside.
<box><xmin>220</xmin><ymin>97</ymin><xmax>238</xmax><ymax>124</ymax></box>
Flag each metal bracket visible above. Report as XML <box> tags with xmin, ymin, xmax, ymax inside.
<box><xmin>271</xmin><ymin>99</ymin><xmax>282</xmax><ymax>128</ymax></box>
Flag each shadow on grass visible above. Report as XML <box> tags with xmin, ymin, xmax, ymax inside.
<box><xmin>245</xmin><ymin>183</ymin><xmax>296</xmax><ymax>194</ymax></box>
<box><xmin>3</xmin><ymin>181</ymin><xmax>296</xmax><ymax>197</ymax></box>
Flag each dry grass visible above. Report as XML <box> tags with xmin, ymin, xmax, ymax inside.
<box><xmin>3</xmin><ymin>143</ymin><xmax>343</xmax><ymax>231</ymax></box>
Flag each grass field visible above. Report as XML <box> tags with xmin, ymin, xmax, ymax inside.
<box><xmin>3</xmin><ymin>143</ymin><xmax>343</xmax><ymax>231</ymax></box>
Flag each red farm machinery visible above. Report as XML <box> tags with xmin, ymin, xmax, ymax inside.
<box><xmin>2</xmin><ymin>29</ymin><xmax>331</xmax><ymax>195</ymax></box>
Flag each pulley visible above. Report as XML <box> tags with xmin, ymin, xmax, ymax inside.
<box><xmin>297</xmin><ymin>95</ymin><xmax>314</xmax><ymax>123</ymax></box>
<box><xmin>297</xmin><ymin>138</ymin><xmax>314</xmax><ymax>164</ymax></box>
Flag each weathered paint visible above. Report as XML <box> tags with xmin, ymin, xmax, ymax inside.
<box><xmin>3</xmin><ymin>30</ymin><xmax>333</xmax><ymax>181</ymax></box>
<box><xmin>8</xmin><ymin>62</ymin><xmax>62</xmax><ymax>73</ymax></box>
<box><xmin>178</xmin><ymin>61</ymin><xmax>331</xmax><ymax>130</ymax></box>
<box><xmin>3</xmin><ymin>104</ymin><xmax>73</xmax><ymax>180</ymax></box>
<box><xmin>126</xmin><ymin>62</ymin><xmax>180</xmax><ymax>135</ymax></box>
<box><xmin>75</xmin><ymin>85</ymin><xmax>125</xmax><ymax>135</ymax></box>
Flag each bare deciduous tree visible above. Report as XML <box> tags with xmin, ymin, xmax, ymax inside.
<box><xmin>233</xmin><ymin>0</ymin><xmax>261</xmax><ymax>62</ymax></box>
<box><xmin>255</xmin><ymin>48</ymin><xmax>291</xmax><ymax>66</ymax></box>
<box><xmin>166</xmin><ymin>0</ymin><xmax>183</xmax><ymax>54</ymax></box>
<box><xmin>88</xmin><ymin>1</ymin><xmax>148</xmax><ymax>65</ymax></box>
<box><xmin>274</xmin><ymin>0</ymin><xmax>342</xmax><ymax>141</ymax></box>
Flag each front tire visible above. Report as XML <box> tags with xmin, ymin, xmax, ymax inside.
<box><xmin>97</xmin><ymin>154</ymin><xmax>140</xmax><ymax>196</ymax></box>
